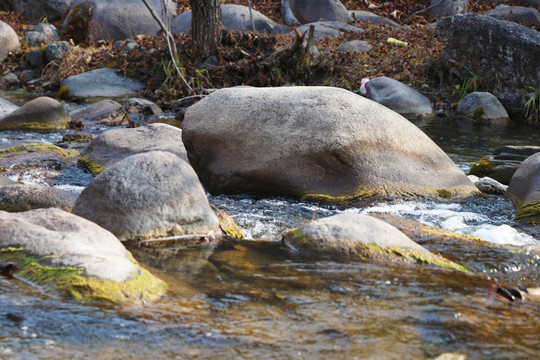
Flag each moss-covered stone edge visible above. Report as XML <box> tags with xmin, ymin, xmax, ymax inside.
<box><xmin>0</xmin><ymin>248</ymin><xmax>168</xmax><ymax>304</ymax></box>
<box><xmin>0</xmin><ymin>143</ymin><xmax>80</xmax><ymax>159</ymax></box>
<box><xmin>77</xmin><ymin>154</ymin><xmax>106</xmax><ymax>176</ymax></box>
<box><xmin>0</xmin><ymin>119</ymin><xmax>69</xmax><ymax>132</ymax></box>
<box><xmin>284</xmin><ymin>227</ymin><xmax>470</xmax><ymax>273</ymax></box>
<box><xmin>467</xmin><ymin>157</ymin><xmax>496</xmax><ymax>177</ymax></box>
<box><xmin>514</xmin><ymin>202</ymin><xmax>540</xmax><ymax>225</ymax></box>
<box><xmin>301</xmin><ymin>183</ymin><xmax>480</xmax><ymax>206</ymax></box>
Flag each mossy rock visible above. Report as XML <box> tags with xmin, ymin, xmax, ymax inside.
<box><xmin>77</xmin><ymin>154</ymin><xmax>106</xmax><ymax>176</ymax></box>
<box><xmin>515</xmin><ymin>202</ymin><xmax>540</xmax><ymax>225</ymax></box>
<box><xmin>468</xmin><ymin>156</ymin><xmax>496</xmax><ymax>177</ymax></box>
<box><xmin>0</xmin><ymin>143</ymin><xmax>79</xmax><ymax>159</ymax></box>
<box><xmin>0</xmin><ymin>97</ymin><xmax>70</xmax><ymax>132</ymax></box>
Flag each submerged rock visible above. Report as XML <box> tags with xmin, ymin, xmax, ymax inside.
<box><xmin>365</xmin><ymin>77</ymin><xmax>434</xmax><ymax>119</ymax></box>
<box><xmin>78</xmin><ymin>123</ymin><xmax>187</xmax><ymax>176</ymax></box>
<box><xmin>282</xmin><ymin>213</ymin><xmax>468</xmax><ymax>271</ymax></box>
<box><xmin>0</xmin><ymin>97</ymin><xmax>70</xmax><ymax>132</ymax></box>
<box><xmin>61</xmin><ymin>68</ymin><xmax>144</xmax><ymax>98</ymax></box>
<box><xmin>506</xmin><ymin>152</ymin><xmax>540</xmax><ymax>224</ymax></box>
<box><xmin>0</xmin><ymin>184</ymin><xmax>78</xmax><ymax>212</ymax></box>
<box><xmin>72</xmin><ymin>151</ymin><xmax>220</xmax><ymax>241</ymax></box>
<box><xmin>182</xmin><ymin>86</ymin><xmax>478</xmax><ymax>204</ymax></box>
<box><xmin>0</xmin><ymin>208</ymin><xmax>167</xmax><ymax>304</ymax></box>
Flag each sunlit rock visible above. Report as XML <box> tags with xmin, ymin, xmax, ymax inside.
<box><xmin>0</xmin><ymin>97</ymin><xmax>70</xmax><ymax>132</ymax></box>
<box><xmin>506</xmin><ymin>152</ymin><xmax>540</xmax><ymax>224</ymax></box>
<box><xmin>0</xmin><ymin>184</ymin><xmax>78</xmax><ymax>212</ymax></box>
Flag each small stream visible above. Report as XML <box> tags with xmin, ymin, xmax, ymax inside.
<box><xmin>0</xmin><ymin>96</ymin><xmax>539</xmax><ymax>359</ymax></box>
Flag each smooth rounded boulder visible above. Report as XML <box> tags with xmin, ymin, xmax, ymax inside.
<box><xmin>78</xmin><ymin>123</ymin><xmax>187</xmax><ymax>176</ymax></box>
<box><xmin>0</xmin><ymin>97</ymin><xmax>70</xmax><ymax>132</ymax></box>
<box><xmin>0</xmin><ymin>184</ymin><xmax>78</xmax><ymax>212</ymax></box>
<box><xmin>72</xmin><ymin>151</ymin><xmax>220</xmax><ymax>241</ymax></box>
<box><xmin>0</xmin><ymin>208</ymin><xmax>167</xmax><ymax>304</ymax></box>
<box><xmin>288</xmin><ymin>0</ymin><xmax>352</xmax><ymax>24</ymax></box>
<box><xmin>10</xmin><ymin>0</ymin><xmax>75</xmax><ymax>22</ymax></box>
<box><xmin>0</xmin><ymin>21</ymin><xmax>19</xmax><ymax>62</ymax></box>
<box><xmin>61</xmin><ymin>68</ymin><xmax>144</xmax><ymax>98</ymax></box>
<box><xmin>282</xmin><ymin>213</ymin><xmax>468</xmax><ymax>271</ymax></box>
<box><xmin>182</xmin><ymin>86</ymin><xmax>479</xmax><ymax>204</ymax></box>
<box><xmin>506</xmin><ymin>152</ymin><xmax>540</xmax><ymax>224</ymax></box>
<box><xmin>457</xmin><ymin>92</ymin><xmax>509</xmax><ymax>124</ymax></box>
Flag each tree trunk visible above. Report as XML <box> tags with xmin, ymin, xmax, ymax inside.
<box><xmin>190</xmin><ymin>0</ymin><xmax>222</xmax><ymax>55</ymax></box>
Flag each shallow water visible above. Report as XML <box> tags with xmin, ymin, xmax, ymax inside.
<box><xmin>1</xmin><ymin>110</ymin><xmax>539</xmax><ymax>359</ymax></box>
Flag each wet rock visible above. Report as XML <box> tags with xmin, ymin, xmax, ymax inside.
<box><xmin>0</xmin><ymin>97</ymin><xmax>19</xmax><ymax>117</ymax></box>
<box><xmin>182</xmin><ymin>86</ymin><xmax>479</xmax><ymax>204</ymax></box>
<box><xmin>467</xmin><ymin>175</ymin><xmax>508</xmax><ymax>195</ymax></box>
<box><xmin>61</xmin><ymin>68</ymin><xmax>144</xmax><ymax>98</ymax></box>
<box><xmin>69</xmin><ymin>99</ymin><xmax>125</xmax><ymax>125</ymax></box>
<box><xmin>506</xmin><ymin>152</ymin><xmax>540</xmax><ymax>224</ymax></box>
<box><xmin>172</xmin><ymin>4</ymin><xmax>290</xmax><ymax>35</ymax></box>
<box><xmin>72</xmin><ymin>151</ymin><xmax>220</xmax><ymax>241</ymax></box>
<box><xmin>457</xmin><ymin>92</ymin><xmax>509</xmax><ymax>124</ymax></box>
<box><xmin>0</xmin><ymin>21</ymin><xmax>19</xmax><ymax>62</ymax></box>
<box><xmin>494</xmin><ymin>145</ymin><xmax>540</xmax><ymax>160</ymax></box>
<box><xmin>78</xmin><ymin>123</ymin><xmax>187</xmax><ymax>176</ymax></box>
<box><xmin>365</xmin><ymin>77</ymin><xmax>434</xmax><ymax>119</ymax></box>
<box><xmin>336</xmin><ymin>40</ymin><xmax>372</xmax><ymax>53</ymax></box>
<box><xmin>10</xmin><ymin>0</ymin><xmax>75</xmax><ymax>22</ymax></box>
<box><xmin>429</xmin><ymin>0</ymin><xmax>469</xmax><ymax>17</ymax></box>
<box><xmin>62</xmin><ymin>0</ymin><xmax>177</xmax><ymax>42</ymax></box>
<box><xmin>486</xmin><ymin>6</ymin><xmax>540</xmax><ymax>25</ymax></box>
<box><xmin>282</xmin><ymin>213</ymin><xmax>468</xmax><ymax>271</ymax></box>
<box><xmin>294</xmin><ymin>21</ymin><xmax>363</xmax><ymax>41</ymax></box>
<box><xmin>281</xmin><ymin>0</ymin><xmax>300</xmax><ymax>26</ymax></box>
<box><xmin>437</xmin><ymin>14</ymin><xmax>540</xmax><ymax>114</ymax></box>
<box><xmin>288</xmin><ymin>0</ymin><xmax>352</xmax><ymax>24</ymax></box>
<box><xmin>0</xmin><ymin>184</ymin><xmax>78</xmax><ymax>212</ymax></box>
<box><xmin>45</xmin><ymin>41</ymin><xmax>71</xmax><ymax>62</ymax></box>
<box><xmin>349</xmin><ymin>10</ymin><xmax>400</xmax><ymax>27</ymax></box>
<box><xmin>22</xmin><ymin>23</ymin><xmax>60</xmax><ymax>46</ymax></box>
<box><xmin>0</xmin><ymin>97</ymin><xmax>70</xmax><ymax>132</ymax></box>
<box><xmin>0</xmin><ymin>208</ymin><xmax>167</xmax><ymax>303</ymax></box>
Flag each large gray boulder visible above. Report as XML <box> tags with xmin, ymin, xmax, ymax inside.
<box><xmin>0</xmin><ymin>184</ymin><xmax>78</xmax><ymax>212</ymax></box>
<box><xmin>172</xmin><ymin>4</ymin><xmax>290</xmax><ymax>35</ymax></box>
<box><xmin>283</xmin><ymin>213</ymin><xmax>468</xmax><ymax>271</ymax></box>
<box><xmin>0</xmin><ymin>97</ymin><xmax>70</xmax><ymax>132</ymax></box>
<box><xmin>0</xmin><ymin>208</ymin><xmax>167</xmax><ymax>303</ymax></box>
<box><xmin>429</xmin><ymin>0</ymin><xmax>469</xmax><ymax>17</ymax></box>
<box><xmin>10</xmin><ymin>0</ymin><xmax>75</xmax><ymax>22</ymax></box>
<box><xmin>485</xmin><ymin>6</ymin><xmax>540</xmax><ymax>25</ymax></box>
<box><xmin>281</xmin><ymin>0</ymin><xmax>301</xmax><ymax>26</ymax></box>
<box><xmin>506</xmin><ymin>152</ymin><xmax>540</xmax><ymax>224</ymax></box>
<box><xmin>61</xmin><ymin>68</ymin><xmax>144</xmax><ymax>98</ymax></box>
<box><xmin>62</xmin><ymin>0</ymin><xmax>176</xmax><ymax>42</ymax></box>
<box><xmin>437</xmin><ymin>14</ymin><xmax>540</xmax><ymax>113</ymax></box>
<box><xmin>72</xmin><ymin>151</ymin><xmax>220</xmax><ymax>241</ymax></box>
<box><xmin>457</xmin><ymin>92</ymin><xmax>509</xmax><ymax>124</ymax></box>
<box><xmin>0</xmin><ymin>21</ymin><xmax>19</xmax><ymax>62</ymax></box>
<box><xmin>365</xmin><ymin>77</ymin><xmax>434</xmax><ymax>119</ymax></box>
<box><xmin>288</xmin><ymin>0</ymin><xmax>352</xmax><ymax>24</ymax></box>
<box><xmin>182</xmin><ymin>86</ymin><xmax>479</xmax><ymax>204</ymax></box>
<box><xmin>78</xmin><ymin>123</ymin><xmax>187</xmax><ymax>176</ymax></box>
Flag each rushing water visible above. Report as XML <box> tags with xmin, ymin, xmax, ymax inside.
<box><xmin>1</xmin><ymin>103</ymin><xmax>539</xmax><ymax>359</ymax></box>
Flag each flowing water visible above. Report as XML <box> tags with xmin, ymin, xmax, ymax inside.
<box><xmin>0</xmin><ymin>102</ymin><xmax>539</xmax><ymax>359</ymax></box>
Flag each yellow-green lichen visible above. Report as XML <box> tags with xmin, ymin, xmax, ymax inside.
<box><xmin>467</xmin><ymin>157</ymin><xmax>495</xmax><ymax>177</ymax></box>
<box><xmin>222</xmin><ymin>223</ymin><xmax>244</xmax><ymax>239</ymax></box>
<box><xmin>0</xmin><ymin>248</ymin><xmax>167</xmax><ymax>304</ymax></box>
<box><xmin>515</xmin><ymin>202</ymin><xmax>540</xmax><ymax>225</ymax></box>
<box><xmin>0</xmin><ymin>143</ymin><xmax>80</xmax><ymax>159</ymax></box>
<box><xmin>0</xmin><ymin>120</ymin><xmax>69</xmax><ymax>132</ymax></box>
<box><xmin>56</xmin><ymin>86</ymin><xmax>70</xmax><ymax>100</ymax></box>
<box><xmin>77</xmin><ymin>155</ymin><xmax>106</xmax><ymax>176</ymax></box>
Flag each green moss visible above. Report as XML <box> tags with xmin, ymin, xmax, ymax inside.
<box><xmin>56</xmin><ymin>86</ymin><xmax>70</xmax><ymax>100</ymax></box>
<box><xmin>222</xmin><ymin>223</ymin><xmax>244</xmax><ymax>239</ymax></box>
<box><xmin>467</xmin><ymin>157</ymin><xmax>495</xmax><ymax>177</ymax></box>
<box><xmin>0</xmin><ymin>248</ymin><xmax>167</xmax><ymax>304</ymax></box>
<box><xmin>416</xmin><ymin>223</ymin><xmax>486</xmax><ymax>242</ymax></box>
<box><xmin>0</xmin><ymin>120</ymin><xmax>69</xmax><ymax>132</ymax></box>
<box><xmin>515</xmin><ymin>202</ymin><xmax>540</xmax><ymax>225</ymax></box>
<box><xmin>77</xmin><ymin>155</ymin><xmax>106</xmax><ymax>176</ymax></box>
<box><xmin>0</xmin><ymin>143</ymin><xmax>79</xmax><ymax>159</ymax></box>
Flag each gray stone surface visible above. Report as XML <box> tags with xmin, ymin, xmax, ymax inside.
<box><xmin>0</xmin><ymin>21</ymin><xmax>19</xmax><ymax>62</ymax></box>
<box><xmin>486</xmin><ymin>6</ymin><xmax>540</xmax><ymax>25</ymax></box>
<box><xmin>0</xmin><ymin>97</ymin><xmax>19</xmax><ymax>118</ymax></box>
<box><xmin>0</xmin><ymin>97</ymin><xmax>70</xmax><ymax>132</ymax></box>
<box><xmin>349</xmin><ymin>10</ymin><xmax>400</xmax><ymax>27</ymax></box>
<box><xmin>0</xmin><ymin>208</ymin><xmax>138</xmax><ymax>282</ymax></box>
<box><xmin>437</xmin><ymin>14</ymin><xmax>540</xmax><ymax>113</ymax></box>
<box><xmin>10</xmin><ymin>0</ymin><xmax>75</xmax><ymax>22</ymax></box>
<box><xmin>294</xmin><ymin>21</ymin><xmax>363</xmax><ymax>41</ymax></box>
<box><xmin>468</xmin><ymin>175</ymin><xmax>507</xmax><ymax>195</ymax></box>
<box><xmin>62</xmin><ymin>0</ymin><xmax>177</xmax><ymax>42</ymax></box>
<box><xmin>72</xmin><ymin>151</ymin><xmax>220</xmax><ymax>241</ymax></box>
<box><xmin>182</xmin><ymin>86</ymin><xmax>478</xmax><ymax>202</ymax></box>
<box><xmin>69</xmin><ymin>99</ymin><xmax>124</xmax><ymax>125</ymax></box>
<box><xmin>288</xmin><ymin>0</ymin><xmax>352</xmax><ymax>24</ymax></box>
<box><xmin>23</xmin><ymin>23</ymin><xmax>60</xmax><ymax>46</ymax></box>
<box><xmin>45</xmin><ymin>41</ymin><xmax>71</xmax><ymax>62</ymax></box>
<box><xmin>61</xmin><ymin>68</ymin><xmax>144</xmax><ymax>98</ymax></box>
<box><xmin>337</xmin><ymin>40</ymin><xmax>372</xmax><ymax>53</ymax></box>
<box><xmin>80</xmin><ymin>123</ymin><xmax>187</xmax><ymax>172</ymax></box>
<box><xmin>0</xmin><ymin>184</ymin><xmax>78</xmax><ymax>212</ymax></box>
<box><xmin>429</xmin><ymin>0</ymin><xmax>469</xmax><ymax>17</ymax></box>
<box><xmin>365</xmin><ymin>77</ymin><xmax>434</xmax><ymax>118</ymax></box>
<box><xmin>506</xmin><ymin>152</ymin><xmax>540</xmax><ymax>209</ymax></box>
<box><xmin>457</xmin><ymin>92</ymin><xmax>509</xmax><ymax>124</ymax></box>
<box><xmin>281</xmin><ymin>0</ymin><xmax>301</xmax><ymax>25</ymax></box>
<box><xmin>172</xmin><ymin>4</ymin><xmax>290</xmax><ymax>35</ymax></box>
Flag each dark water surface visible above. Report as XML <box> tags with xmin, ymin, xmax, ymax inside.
<box><xmin>0</xmin><ymin>113</ymin><xmax>539</xmax><ymax>359</ymax></box>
